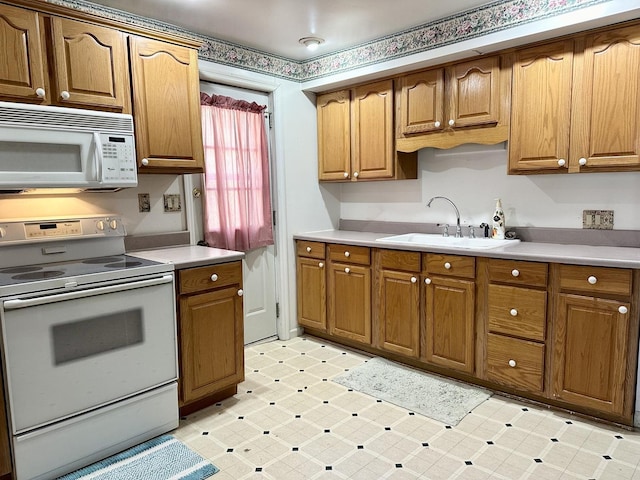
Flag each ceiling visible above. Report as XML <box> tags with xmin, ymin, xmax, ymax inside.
<box><xmin>88</xmin><ymin>0</ymin><xmax>493</xmax><ymax>61</ymax></box>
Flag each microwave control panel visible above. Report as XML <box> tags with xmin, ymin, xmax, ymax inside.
<box><xmin>100</xmin><ymin>134</ymin><xmax>137</xmax><ymax>183</ymax></box>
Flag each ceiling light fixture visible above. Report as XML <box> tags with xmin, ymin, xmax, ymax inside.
<box><xmin>299</xmin><ymin>36</ymin><xmax>324</xmax><ymax>51</ymax></box>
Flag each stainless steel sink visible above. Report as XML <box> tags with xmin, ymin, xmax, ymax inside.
<box><xmin>376</xmin><ymin>233</ymin><xmax>520</xmax><ymax>250</ymax></box>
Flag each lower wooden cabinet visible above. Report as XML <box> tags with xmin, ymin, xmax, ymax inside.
<box><xmin>296</xmin><ymin>241</ymin><xmax>327</xmax><ymax>331</ymax></box>
<box><xmin>486</xmin><ymin>333</ymin><xmax>544</xmax><ymax>392</ymax></box>
<box><xmin>177</xmin><ymin>261</ymin><xmax>244</xmax><ymax>410</ymax></box>
<box><xmin>0</xmin><ymin>380</ymin><xmax>11</xmax><ymax>478</ymax></box>
<box><xmin>328</xmin><ymin>261</ymin><xmax>371</xmax><ymax>344</ymax></box>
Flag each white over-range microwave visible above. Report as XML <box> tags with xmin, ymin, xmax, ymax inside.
<box><xmin>0</xmin><ymin>101</ymin><xmax>137</xmax><ymax>194</ymax></box>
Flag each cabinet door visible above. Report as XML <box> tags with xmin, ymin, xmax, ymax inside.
<box><xmin>179</xmin><ymin>285</ymin><xmax>244</xmax><ymax>404</ymax></box>
<box><xmin>378</xmin><ymin>269</ymin><xmax>420</xmax><ymax>358</ymax></box>
<box><xmin>397</xmin><ymin>68</ymin><xmax>444</xmax><ymax>135</ymax></box>
<box><xmin>424</xmin><ymin>275</ymin><xmax>475</xmax><ymax>373</ymax></box>
<box><xmin>317</xmin><ymin>90</ymin><xmax>351</xmax><ymax>181</ymax></box>
<box><xmin>352</xmin><ymin>80</ymin><xmax>394</xmax><ymax>179</ymax></box>
<box><xmin>129</xmin><ymin>36</ymin><xmax>204</xmax><ymax>172</ymax></box>
<box><xmin>296</xmin><ymin>256</ymin><xmax>326</xmax><ymax>331</ymax></box>
<box><xmin>50</xmin><ymin>17</ymin><xmax>129</xmax><ymax>110</ymax></box>
<box><xmin>552</xmin><ymin>293</ymin><xmax>630</xmax><ymax>416</ymax></box>
<box><xmin>448</xmin><ymin>56</ymin><xmax>500</xmax><ymax>129</ymax></box>
<box><xmin>570</xmin><ymin>26</ymin><xmax>640</xmax><ymax>172</ymax></box>
<box><xmin>509</xmin><ymin>41</ymin><xmax>574</xmax><ymax>173</ymax></box>
<box><xmin>328</xmin><ymin>263</ymin><xmax>371</xmax><ymax>344</ymax></box>
<box><xmin>0</xmin><ymin>5</ymin><xmax>46</xmax><ymax>102</ymax></box>
<box><xmin>0</xmin><ymin>377</ymin><xmax>10</xmax><ymax>477</ymax></box>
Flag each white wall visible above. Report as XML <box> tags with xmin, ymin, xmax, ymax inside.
<box><xmin>340</xmin><ymin>144</ymin><xmax>640</xmax><ymax>231</ymax></box>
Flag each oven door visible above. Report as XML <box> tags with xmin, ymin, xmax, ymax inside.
<box><xmin>1</xmin><ymin>274</ymin><xmax>177</xmax><ymax>434</ymax></box>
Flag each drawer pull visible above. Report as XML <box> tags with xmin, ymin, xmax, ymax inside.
<box><xmin>410</xmin><ymin>276</ymin><xmax>417</xmax><ymax>283</ymax></box>
<box><xmin>318</xmin><ymin>262</ymin><xmax>324</xmax><ymax>268</ymax></box>
<box><xmin>587</xmin><ymin>275</ymin><xmax>597</xmax><ymax>285</ymax></box>
<box><xmin>425</xmin><ymin>278</ymin><xmax>432</xmax><ymax>285</ymax></box>
<box><xmin>344</xmin><ymin>267</ymin><xmax>350</xmax><ymax>274</ymax></box>
<box><xmin>210</xmin><ymin>274</ymin><xmax>219</xmax><ymax>282</ymax></box>
<box><xmin>237</xmin><ymin>289</ymin><xmax>244</xmax><ymax>297</ymax></box>
<box><xmin>510</xmin><ymin>308</ymin><xmax>518</xmax><ymax>317</ymax></box>
<box><xmin>619</xmin><ymin>305</ymin><xmax>628</xmax><ymax>314</ymax></box>
<box><xmin>444</xmin><ymin>262</ymin><xmax>451</xmax><ymax>270</ymax></box>
<box><xmin>344</xmin><ymin>251</ymin><xmax>350</xmax><ymax>258</ymax></box>
<box><xmin>306</xmin><ymin>246</ymin><xmax>312</xmax><ymax>253</ymax></box>
<box><xmin>508</xmin><ymin>359</ymin><xmax>517</xmax><ymax>368</ymax></box>
<box><xmin>511</xmin><ymin>269</ymin><xmax>520</xmax><ymax>277</ymax></box>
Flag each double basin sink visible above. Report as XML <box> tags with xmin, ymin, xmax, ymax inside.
<box><xmin>376</xmin><ymin>233</ymin><xmax>520</xmax><ymax>250</ymax></box>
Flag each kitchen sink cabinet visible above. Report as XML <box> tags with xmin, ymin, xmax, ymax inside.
<box><xmin>317</xmin><ymin>80</ymin><xmax>417</xmax><ymax>182</ymax></box>
<box><xmin>327</xmin><ymin>244</ymin><xmax>372</xmax><ymax>345</ymax></box>
<box><xmin>375</xmin><ymin>249</ymin><xmax>421</xmax><ymax>358</ymax></box>
<box><xmin>177</xmin><ymin>261</ymin><xmax>244</xmax><ymax>414</ymax></box>
<box><xmin>296</xmin><ymin>241</ymin><xmax>327</xmax><ymax>331</ymax></box>
<box><xmin>551</xmin><ymin>265</ymin><xmax>637</xmax><ymax>418</ymax></box>
<box><xmin>510</xmin><ymin>23</ymin><xmax>640</xmax><ymax>174</ymax></box>
<box><xmin>0</xmin><ymin>4</ymin><xmax>130</xmax><ymax>111</ymax></box>
<box><xmin>396</xmin><ymin>55</ymin><xmax>511</xmax><ymax>151</ymax></box>
<box><xmin>422</xmin><ymin>253</ymin><xmax>475</xmax><ymax>374</ymax></box>
<box><xmin>129</xmin><ymin>36</ymin><xmax>205</xmax><ymax>174</ymax></box>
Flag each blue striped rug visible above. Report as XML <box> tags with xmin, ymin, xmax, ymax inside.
<box><xmin>57</xmin><ymin>435</ymin><xmax>218</xmax><ymax>480</ymax></box>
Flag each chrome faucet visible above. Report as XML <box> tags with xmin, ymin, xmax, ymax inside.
<box><xmin>427</xmin><ymin>196</ymin><xmax>462</xmax><ymax>238</ymax></box>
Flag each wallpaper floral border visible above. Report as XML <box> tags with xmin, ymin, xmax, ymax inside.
<box><xmin>51</xmin><ymin>0</ymin><xmax>610</xmax><ymax>82</ymax></box>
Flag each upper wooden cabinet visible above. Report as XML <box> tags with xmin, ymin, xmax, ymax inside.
<box><xmin>510</xmin><ymin>24</ymin><xmax>640</xmax><ymax>174</ymax></box>
<box><xmin>396</xmin><ymin>56</ymin><xmax>511</xmax><ymax>151</ymax></box>
<box><xmin>129</xmin><ymin>36</ymin><xmax>204</xmax><ymax>173</ymax></box>
<box><xmin>0</xmin><ymin>4</ymin><xmax>130</xmax><ymax>110</ymax></box>
<box><xmin>317</xmin><ymin>80</ymin><xmax>417</xmax><ymax>182</ymax></box>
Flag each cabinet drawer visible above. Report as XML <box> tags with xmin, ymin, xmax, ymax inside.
<box><xmin>179</xmin><ymin>261</ymin><xmax>242</xmax><ymax>294</ymax></box>
<box><xmin>379</xmin><ymin>249</ymin><xmax>421</xmax><ymax>272</ymax></box>
<box><xmin>486</xmin><ymin>333</ymin><xmax>544</xmax><ymax>393</ymax></box>
<box><xmin>489</xmin><ymin>259</ymin><xmax>548</xmax><ymax>287</ymax></box>
<box><xmin>488</xmin><ymin>285</ymin><xmax>547</xmax><ymax>341</ymax></box>
<box><xmin>297</xmin><ymin>240</ymin><xmax>326</xmax><ymax>259</ymax></box>
<box><xmin>424</xmin><ymin>253</ymin><xmax>475</xmax><ymax>278</ymax></box>
<box><xmin>558</xmin><ymin>265</ymin><xmax>632</xmax><ymax>297</ymax></box>
<box><xmin>329</xmin><ymin>244</ymin><xmax>370</xmax><ymax>265</ymax></box>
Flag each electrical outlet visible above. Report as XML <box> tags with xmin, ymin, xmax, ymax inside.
<box><xmin>582</xmin><ymin>210</ymin><xmax>613</xmax><ymax>230</ymax></box>
<box><xmin>137</xmin><ymin>193</ymin><xmax>150</xmax><ymax>212</ymax></box>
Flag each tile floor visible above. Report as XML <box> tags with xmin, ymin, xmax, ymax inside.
<box><xmin>174</xmin><ymin>336</ymin><xmax>640</xmax><ymax>480</ymax></box>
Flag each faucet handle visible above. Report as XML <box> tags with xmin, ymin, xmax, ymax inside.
<box><xmin>441</xmin><ymin>224</ymin><xmax>450</xmax><ymax>237</ymax></box>
<box><xmin>468</xmin><ymin>225</ymin><xmax>476</xmax><ymax>239</ymax></box>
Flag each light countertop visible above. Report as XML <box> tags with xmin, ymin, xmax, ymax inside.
<box><xmin>294</xmin><ymin>230</ymin><xmax>640</xmax><ymax>269</ymax></box>
<box><xmin>129</xmin><ymin>245</ymin><xmax>244</xmax><ymax>270</ymax></box>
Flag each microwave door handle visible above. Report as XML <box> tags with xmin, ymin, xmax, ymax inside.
<box><xmin>92</xmin><ymin>132</ymin><xmax>104</xmax><ymax>184</ymax></box>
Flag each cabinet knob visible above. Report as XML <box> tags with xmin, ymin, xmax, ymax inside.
<box><xmin>587</xmin><ymin>275</ymin><xmax>597</xmax><ymax>285</ymax></box>
<box><xmin>60</xmin><ymin>90</ymin><xmax>70</xmax><ymax>100</ymax></box>
<box><xmin>511</xmin><ymin>269</ymin><xmax>520</xmax><ymax>277</ymax></box>
<box><xmin>425</xmin><ymin>278</ymin><xmax>432</xmax><ymax>285</ymax></box>
<box><xmin>306</xmin><ymin>246</ymin><xmax>312</xmax><ymax>253</ymax></box>
<box><xmin>353</xmin><ymin>171</ymin><xmax>359</xmax><ymax>178</ymax></box>
<box><xmin>619</xmin><ymin>305</ymin><xmax>628</xmax><ymax>314</ymax></box>
<box><xmin>557</xmin><ymin>159</ymin><xmax>566</xmax><ymax>167</ymax></box>
<box><xmin>434</xmin><ymin>121</ymin><xmax>441</xmax><ymax>128</ymax></box>
<box><xmin>210</xmin><ymin>274</ymin><xmax>218</xmax><ymax>282</ymax></box>
<box><xmin>141</xmin><ymin>158</ymin><xmax>149</xmax><ymax>166</ymax></box>
<box><xmin>318</xmin><ymin>262</ymin><xmax>324</xmax><ymax>268</ymax></box>
<box><xmin>344</xmin><ymin>267</ymin><xmax>350</xmax><ymax>274</ymax></box>
<box><xmin>410</xmin><ymin>276</ymin><xmax>417</xmax><ymax>283</ymax></box>
<box><xmin>444</xmin><ymin>262</ymin><xmax>451</xmax><ymax>270</ymax></box>
<box><xmin>237</xmin><ymin>289</ymin><xmax>244</xmax><ymax>297</ymax></box>
<box><xmin>343</xmin><ymin>172</ymin><xmax>349</xmax><ymax>178</ymax></box>
<box><xmin>510</xmin><ymin>308</ymin><xmax>518</xmax><ymax>317</ymax></box>
<box><xmin>579</xmin><ymin>157</ymin><xmax>587</xmax><ymax>166</ymax></box>
<box><xmin>508</xmin><ymin>359</ymin><xmax>517</xmax><ymax>368</ymax></box>
<box><xmin>448</xmin><ymin>119</ymin><xmax>455</xmax><ymax>127</ymax></box>
<box><xmin>35</xmin><ymin>87</ymin><xmax>46</xmax><ymax>98</ymax></box>
<box><xmin>344</xmin><ymin>251</ymin><xmax>350</xmax><ymax>257</ymax></box>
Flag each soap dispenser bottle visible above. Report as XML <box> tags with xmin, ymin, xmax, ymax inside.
<box><xmin>492</xmin><ymin>198</ymin><xmax>506</xmax><ymax>240</ymax></box>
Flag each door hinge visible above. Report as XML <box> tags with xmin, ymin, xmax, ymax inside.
<box><xmin>272</xmin><ymin>210</ymin><xmax>276</xmax><ymax>226</ymax></box>
<box><xmin>276</xmin><ymin>302</ymin><xmax>280</xmax><ymax>318</ymax></box>
<box><xmin>267</xmin><ymin>112</ymin><xmax>273</xmax><ymax>129</ymax></box>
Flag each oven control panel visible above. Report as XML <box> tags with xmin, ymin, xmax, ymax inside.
<box><xmin>0</xmin><ymin>216</ymin><xmax>125</xmax><ymax>245</ymax></box>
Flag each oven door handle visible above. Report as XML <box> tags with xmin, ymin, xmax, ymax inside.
<box><xmin>3</xmin><ymin>274</ymin><xmax>173</xmax><ymax>310</ymax></box>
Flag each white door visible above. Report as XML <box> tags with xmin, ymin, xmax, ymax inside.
<box><xmin>198</xmin><ymin>81</ymin><xmax>278</xmax><ymax>345</ymax></box>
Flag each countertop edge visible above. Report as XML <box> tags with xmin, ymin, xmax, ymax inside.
<box><xmin>128</xmin><ymin>246</ymin><xmax>245</xmax><ymax>270</ymax></box>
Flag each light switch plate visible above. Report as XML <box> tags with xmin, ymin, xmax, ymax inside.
<box><xmin>582</xmin><ymin>210</ymin><xmax>613</xmax><ymax>229</ymax></box>
<box><xmin>163</xmin><ymin>194</ymin><xmax>181</xmax><ymax>212</ymax></box>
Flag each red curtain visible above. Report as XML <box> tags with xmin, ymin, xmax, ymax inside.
<box><xmin>200</xmin><ymin>92</ymin><xmax>273</xmax><ymax>251</ymax></box>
